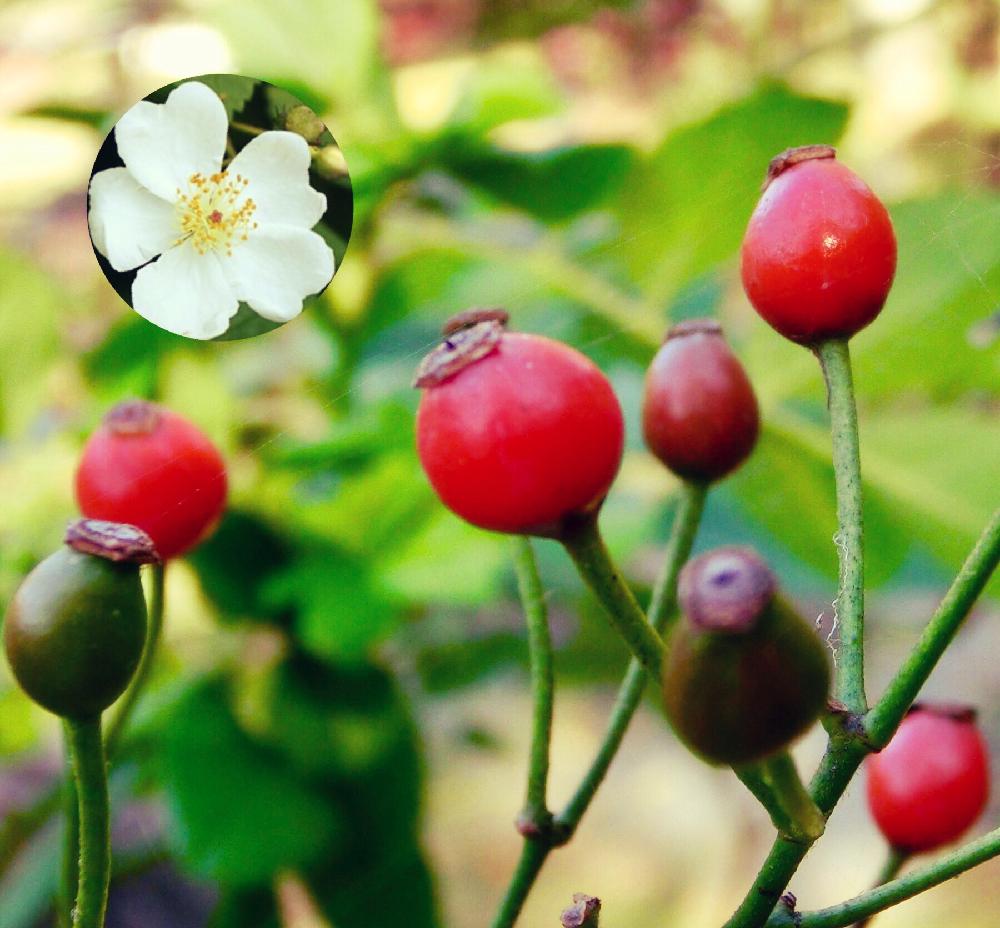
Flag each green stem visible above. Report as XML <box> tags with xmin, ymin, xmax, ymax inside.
<box><xmin>735</xmin><ymin>753</ymin><xmax>825</xmax><ymax>845</ymax></box>
<box><xmin>853</xmin><ymin>848</ymin><xmax>908</xmax><ymax>928</ymax></box>
<box><xmin>766</xmin><ymin>829</ymin><xmax>1000</xmax><ymax>928</ymax></box>
<box><xmin>64</xmin><ymin>717</ymin><xmax>110</xmax><ymax>928</ymax></box>
<box><xmin>817</xmin><ymin>339</ymin><xmax>867</xmax><ymax>715</ymax></box>
<box><xmin>511</xmin><ymin>536</ymin><xmax>555</xmax><ymax>828</ymax></box>
<box><xmin>58</xmin><ymin>744</ymin><xmax>79</xmax><ymax>928</ymax></box>
<box><xmin>558</xmin><ymin>482</ymin><xmax>706</xmax><ymax>830</ymax></box>
<box><xmin>489</xmin><ymin>841</ymin><xmax>549</xmax><ymax>928</ymax></box>
<box><xmin>105</xmin><ymin>562</ymin><xmax>166</xmax><ymax>756</ymax></box>
<box><xmin>723</xmin><ymin>738</ymin><xmax>869</xmax><ymax>928</ymax></box>
<box><xmin>560</xmin><ymin>517</ymin><xmax>665</xmax><ymax>678</ymax></box>
<box><xmin>865</xmin><ymin>508</ymin><xmax>1000</xmax><ymax>748</ymax></box>
<box><xmin>490</xmin><ymin>485</ymin><xmax>706</xmax><ymax>928</ymax></box>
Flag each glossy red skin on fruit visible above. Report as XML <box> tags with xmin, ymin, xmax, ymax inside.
<box><xmin>76</xmin><ymin>405</ymin><xmax>227</xmax><ymax>560</ymax></box>
<box><xmin>867</xmin><ymin>706</ymin><xmax>990</xmax><ymax>853</ymax></box>
<box><xmin>416</xmin><ymin>332</ymin><xmax>624</xmax><ymax>535</ymax></box>
<box><xmin>741</xmin><ymin>158</ymin><xmax>897</xmax><ymax>344</ymax></box>
<box><xmin>642</xmin><ymin>326</ymin><xmax>759</xmax><ymax>482</ymax></box>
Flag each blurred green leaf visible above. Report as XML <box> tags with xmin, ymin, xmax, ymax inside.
<box><xmin>263</xmin><ymin>545</ymin><xmax>401</xmax><ymax>662</ymax></box>
<box><xmin>0</xmin><ymin>251</ymin><xmax>64</xmax><ymax>436</ymax></box>
<box><xmin>188</xmin><ymin>510</ymin><xmax>294</xmax><ymax>624</ymax></box>
<box><xmin>445</xmin><ymin>143</ymin><xmax>634</xmax><ymax>221</ymax></box>
<box><xmin>162</xmin><ymin>679</ymin><xmax>342</xmax><ymax>885</ymax></box>
<box><xmin>613</xmin><ymin>83</ymin><xmax>849</xmax><ymax>304</ymax></box>
<box><xmin>383</xmin><ymin>510</ymin><xmax>508</xmax><ymax>605</ymax></box>
<box><xmin>729</xmin><ymin>420</ymin><xmax>911</xmax><ymax>587</ymax></box>
<box><xmin>204</xmin><ymin>0</ymin><xmax>380</xmax><ymax>108</ymax></box>
<box><xmin>0</xmin><ymin>820</ymin><xmax>58</xmax><ymax>928</ymax></box>
<box><xmin>447</xmin><ymin>47</ymin><xmax>563</xmax><ymax>135</ymax></box>
<box><xmin>83</xmin><ymin>315</ymin><xmax>191</xmax><ymax>397</ymax></box>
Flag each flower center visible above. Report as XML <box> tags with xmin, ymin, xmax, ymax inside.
<box><xmin>175</xmin><ymin>171</ymin><xmax>258</xmax><ymax>256</ymax></box>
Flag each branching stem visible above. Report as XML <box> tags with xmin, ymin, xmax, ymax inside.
<box><xmin>766</xmin><ymin>829</ymin><xmax>1000</xmax><ymax>928</ymax></box>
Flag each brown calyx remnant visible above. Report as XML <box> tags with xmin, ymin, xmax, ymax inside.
<box><xmin>65</xmin><ymin>518</ymin><xmax>161</xmax><ymax>564</ymax></box>
<box><xmin>441</xmin><ymin>306</ymin><xmax>509</xmax><ymax>337</ymax></box>
<box><xmin>560</xmin><ymin>894</ymin><xmax>601</xmax><ymax>928</ymax></box>
<box><xmin>677</xmin><ymin>546</ymin><xmax>776</xmax><ymax>634</ymax></box>
<box><xmin>908</xmin><ymin>702</ymin><xmax>979</xmax><ymax>724</ymax></box>
<box><xmin>664</xmin><ymin>318</ymin><xmax>723</xmax><ymax>342</ymax></box>
<box><xmin>763</xmin><ymin>144</ymin><xmax>837</xmax><ymax>191</ymax></box>
<box><xmin>103</xmin><ymin>399</ymin><xmax>162</xmax><ymax>435</ymax></box>
<box><xmin>413</xmin><ymin>309</ymin><xmax>510</xmax><ymax>388</ymax></box>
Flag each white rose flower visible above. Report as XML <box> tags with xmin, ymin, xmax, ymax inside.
<box><xmin>88</xmin><ymin>80</ymin><xmax>334</xmax><ymax>340</ymax></box>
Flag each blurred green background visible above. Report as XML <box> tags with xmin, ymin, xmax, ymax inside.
<box><xmin>0</xmin><ymin>0</ymin><xmax>999</xmax><ymax>926</ymax></box>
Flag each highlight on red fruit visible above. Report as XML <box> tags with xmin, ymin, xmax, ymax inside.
<box><xmin>642</xmin><ymin>319</ymin><xmax>759</xmax><ymax>483</ymax></box>
<box><xmin>866</xmin><ymin>703</ymin><xmax>990</xmax><ymax>854</ymax></box>
<box><xmin>740</xmin><ymin>145</ymin><xmax>897</xmax><ymax>344</ymax></box>
<box><xmin>413</xmin><ymin>309</ymin><xmax>624</xmax><ymax>537</ymax></box>
<box><xmin>75</xmin><ymin>400</ymin><xmax>228</xmax><ymax>560</ymax></box>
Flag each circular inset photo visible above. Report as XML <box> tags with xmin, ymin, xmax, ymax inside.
<box><xmin>87</xmin><ymin>74</ymin><xmax>352</xmax><ymax>341</ymax></box>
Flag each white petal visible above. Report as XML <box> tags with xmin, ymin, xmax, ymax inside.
<box><xmin>88</xmin><ymin>168</ymin><xmax>177</xmax><ymax>272</ymax></box>
<box><xmin>223</xmin><ymin>225</ymin><xmax>334</xmax><ymax>323</ymax></box>
<box><xmin>131</xmin><ymin>245</ymin><xmax>239</xmax><ymax>340</ymax></box>
<box><xmin>226</xmin><ymin>131</ymin><xmax>327</xmax><ymax>228</ymax></box>
<box><xmin>115</xmin><ymin>81</ymin><xmax>227</xmax><ymax>201</ymax></box>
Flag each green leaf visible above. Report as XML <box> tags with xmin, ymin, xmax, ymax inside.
<box><xmin>83</xmin><ymin>315</ymin><xmax>191</xmax><ymax>396</ymax></box>
<box><xmin>263</xmin><ymin>545</ymin><xmax>401</xmax><ymax>662</ymax></box>
<box><xmin>446</xmin><ymin>143</ymin><xmax>634</xmax><ymax>221</ymax></box>
<box><xmin>729</xmin><ymin>420</ymin><xmax>911</xmax><ymax>588</ymax></box>
<box><xmin>613</xmin><ymin>84</ymin><xmax>849</xmax><ymax>304</ymax></box>
<box><xmin>382</xmin><ymin>509</ymin><xmax>509</xmax><ymax>606</ymax></box>
<box><xmin>0</xmin><ymin>251</ymin><xmax>65</xmax><ymax>436</ymax></box>
<box><xmin>0</xmin><ymin>821</ymin><xmax>59</xmax><ymax>928</ymax></box>
<box><xmin>193</xmin><ymin>74</ymin><xmax>256</xmax><ymax>119</ymax></box>
<box><xmin>212</xmin><ymin>303</ymin><xmax>284</xmax><ymax>342</ymax></box>
<box><xmin>161</xmin><ymin>679</ymin><xmax>342</xmax><ymax>885</ymax></box>
<box><xmin>446</xmin><ymin>46</ymin><xmax>563</xmax><ymax>135</ymax></box>
<box><xmin>203</xmin><ymin>0</ymin><xmax>379</xmax><ymax>108</ymax></box>
<box><xmin>187</xmin><ymin>510</ymin><xmax>294</xmax><ymax>624</ymax></box>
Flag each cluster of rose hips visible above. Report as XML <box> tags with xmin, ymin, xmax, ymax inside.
<box><xmin>413</xmin><ymin>147</ymin><xmax>991</xmax><ymax>864</ymax></box>
<box><xmin>4</xmin><ymin>401</ymin><xmax>227</xmax><ymax>723</ymax></box>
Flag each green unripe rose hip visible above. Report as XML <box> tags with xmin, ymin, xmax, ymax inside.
<box><xmin>662</xmin><ymin>546</ymin><xmax>830</xmax><ymax>766</ymax></box>
<box><xmin>3</xmin><ymin>520</ymin><xmax>157</xmax><ymax>719</ymax></box>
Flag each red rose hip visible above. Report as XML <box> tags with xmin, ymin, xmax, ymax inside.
<box><xmin>414</xmin><ymin>311</ymin><xmax>624</xmax><ymax>536</ymax></box>
<box><xmin>642</xmin><ymin>319</ymin><xmax>759</xmax><ymax>482</ymax></box>
<box><xmin>75</xmin><ymin>400</ymin><xmax>227</xmax><ymax>560</ymax></box>
<box><xmin>867</xmin><ymin>704</ymin><xmax>990</xmax><ymax>853</ymax></box>
<box><xmin>741</xmin><ymin>145</ymin><xmax>897</xmax><ymax>344</ymax></box>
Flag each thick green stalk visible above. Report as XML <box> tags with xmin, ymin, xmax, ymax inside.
<box><xmin>511</xmin><ymin>536</ymin><xmax>555</xmax><ymax>828</ymax></box>
<box><xmin>865</xmin><ymin>507</ymin><xmax>1000</xmax><ymax>748</ymax></box>
<box><xmin>64</xmin><ymin>717</ymin><xmax>110</xmax><ymax>928</ymax></box>
<box><xmin>558</xmin><ymin>482</ymin><xmax>706</xmax><ymax>829</ymax></box>
<box><xmin>105</xmin><ymin>562</ymin><xmax>166</xmax><ymax>755</ymax></box>
<box><xmin>817</xmin><ymin>339</ymin><xmax>867</xmax><ymax>715</ymax></box>
<box><xmin>58</xmin><ymin>745</ymin><xmax>79</xmax><ymax>928</ymax></box>
<box><xmin>735</xmin><ymin>753</ymin><xmax>824</xmax><ymax>845</ymax></box>
<box><xmin>560</xmin><ymin>517</ymin><xmax>665</xmax><ymax>678</ymax></box>
<box><xmin>766</xmin><ymin>828</ymin><xmax>1000</xmax><ymax>928</ymax></box>
<box><xmin>490</xmin><ymin>840</ymin><xmax>549</xmax><ymax>928</ymax></box>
